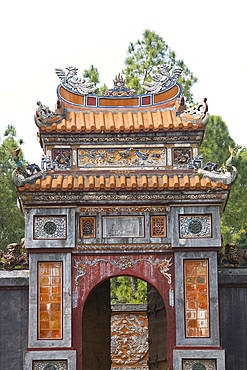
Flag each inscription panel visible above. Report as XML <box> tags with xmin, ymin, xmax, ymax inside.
<box><xmin>102</xmin><ymin>216</ymin><xmax>144</xmax><ymax>238</ymax></box>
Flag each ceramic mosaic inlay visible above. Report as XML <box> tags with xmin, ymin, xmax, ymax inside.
<box><xmin>179</xmin><ymin>215</ymin><xmax>211</xmax><ymax>238</ymax></box>
<box><xmin>151</xmin><ymin>216</ymin><xmax>166</xmax><ymax>237</ymax></box>
<box><xmin>38</xmin><ymin>262</ymin><xmax>63</xmax><ymax>339</ymax></box>
<box><xmin>111</xmin><ymin>312</ymin><xmax>148</xmax><ymax>367</ymax></box>
<box><xmin>182</xmin><ymin>359</ymin><xmax>216</xmax><ymax>370</ymax></box>
<box><xmin>33</xmin><ymin>361</ymin><xmax>67</xmax><ymax>370</ymax></box>
<box><xmin>80</xmin><ymin>217</ymin><xmax>95</xmax><ymax>237</ymax></box>
<box><xmin>77</xmin><ymin>148</ymin><xmax>166</xmax><ymax>168</ymax></box>
<box><xmin>184</xmin><ymin>260</ymin><xmax>209</xmax><ymax>337</ymax></box>
<box><xmin>52</xmin><ymin>149</ymin><xmax>72</xmax><ymax>168</ymax></box>
<box><xmin>34</xmin><ymin>216</ymin><xmax>67</xmax><ymax>240</ymax></box>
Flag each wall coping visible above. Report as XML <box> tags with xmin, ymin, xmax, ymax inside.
<box><xmin>0</xmin><ymin>269</ymin><xmax>29</xmax><ymax>286</ymax></box>
<box><xmin>218</xmin><ymin>267</ymin><xmax>247</xmax><ymax>284</ymax></box>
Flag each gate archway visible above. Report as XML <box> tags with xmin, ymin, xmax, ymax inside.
<box><xmin>72</xmin><ymin>253</ymin><xmax>175</xmax><ymax>369</ymax></box>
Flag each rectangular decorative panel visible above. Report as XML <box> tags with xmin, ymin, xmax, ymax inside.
<box><xmin>103</xmin><ymin>216</ymin><xmax>144</xmax><ymax>238</ymax></box>
<box><xmin>151</xmin><ymin>216</ymin><xmax>166</xmax><ymax>237</ymax></box>
<box><xmin>38</xmin><ymin>262</ymin><xmax>62</xmax><ymax>339</ymax></box>
<box><xmin>173</xmin><ymin>147</ymin><xmax>192</xmax><ymax>167</ymax></box>
<box><xmin>80</xmin><ymin>217</ymin><xmax>95</xmax><ymax>237</ymax></box>
<box><xmin>33</xmin><ymin>360</ymin><xmax>67</xmax><ymax>370</ymax></box>
<box><xmin>179</xmin><ymin>215</ymin><xmax>212</xmax><ymax>238</ymax></box>
<box><xmin>77</xmin><ymin>148</ymin><xmax>166</xmax><ymax>168</ymax></box>
<box><xmin>111</xmin><ymin>310</ymin><xmax>149</xmax><ymax>368</ymax></box>
<box><xmin>182</xmin><ymin>359</ymin><xmax>216</xmax><ymax>369</ymax></box>
<box><xmin>34</xmin><ymin>216</ymin><xmax>67</xmax><ymax>240</ymax></box>
<box><xmin>52</xmin><ymin>149</ymin><xmax>72</xmax><ymax>168</ymax></box>
<box><xmin>184</xmin><ymin>260</ymin><xmax>209</xmax><ymax>337</ymax></box>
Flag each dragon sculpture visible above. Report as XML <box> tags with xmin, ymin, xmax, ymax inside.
<box><xmin>55</xmin><ymin>66</ymin><xmax>97</xmax><ymax>95</ymax></box>
<box><xmin>0</xmin><ymin>239</ymin><xmax>28</xmax><ymax>270</ymax></box>
<box><xmin>34</xmin><ymin>101</ymin><xmax>65</xmax><ymax>128</ymax></box>
<box><xmin>12</xmin><ymin>147</ymin><xmax>44</xmax><ymax>187</ymax></box>
<box><xmin>142</xmin><ymin>64</ymin><xmax>182</xmax><ymax>94</ymax></box>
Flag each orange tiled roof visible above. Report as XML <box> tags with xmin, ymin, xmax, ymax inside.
<box><xmin>18</xmin><ymin>173</ymin><xmax>228</xmax><ymax>192</ymax></box>
<box><xmin>40</xmin><ymin>109</ymin><xmax>203</xmax><ymax>134</ymax></box>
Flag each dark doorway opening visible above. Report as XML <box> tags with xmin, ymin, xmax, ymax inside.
<box><xmin>81</xmin><ymin>277</ymin><xmax>167</xmax><ymax>370</ymax></box>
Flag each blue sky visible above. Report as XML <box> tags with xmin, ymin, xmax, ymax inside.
<box><xmin>1</xmin><ymin>0</ymin><xmax>246</xmax><ymax>165</ymax></box>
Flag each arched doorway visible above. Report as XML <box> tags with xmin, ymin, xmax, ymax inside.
<box><xmin>81</xmin><ymin>277</ymin><xmax>168</xmax><ymax>370</ymax></box>
<box><xmin>72</xmin><ymin>252</ymin><xmax>175</xmax><ymax>369</ymax></box>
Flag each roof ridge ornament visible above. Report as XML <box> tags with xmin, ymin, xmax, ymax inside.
<box><xmin>180</xmin><ymin>98</ymin><xmax>209</xmax><ymax>124</ymax></box>
<box><xmin>34</xmin><ymin>101</ymin><xmax>65</xmax><ymax>127</ymax></box>
<box><xmin>55</xmin><ymin>66</ymin><xmax>97</xmax><ymax>95</ymax></box>
<box><xmin>142</xmin><ymin>64</ymin><xmax>182</xmax><ymax>94</ymax></box>
<box><xmin>102</xmin><ymin>73</ymin><xmax>136</xmax><ymax>96</ymax></box>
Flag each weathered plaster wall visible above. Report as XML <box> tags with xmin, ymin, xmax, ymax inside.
<box><xmin>219</xmin><ymin>267</ymin><xmax>247</xmax><ymax>370</ymax></box>
<box><xmin>0</xmin><ymin>270</ymin><xmax>29</xmax><ymax>370</ymax></box>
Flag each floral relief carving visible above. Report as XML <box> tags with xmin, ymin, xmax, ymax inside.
<box><xmin>74</xmin><ymin>256</ymin><xmax>172</xmax><ymax>285</ymax></box>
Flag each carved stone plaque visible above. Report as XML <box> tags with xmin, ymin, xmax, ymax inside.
<box><xmin>103</xmin><ymin>216</ymin><xmax>144</xmax><ymax>238</ymax></box>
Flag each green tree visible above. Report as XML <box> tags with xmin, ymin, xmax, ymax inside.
<box><xmin>199</xmin><ymin>115</ymin><xmax>236</xmax><ymax>167</ymax></box>
<box><xmin>83</xmin><ymin>64</ymin><xmax>100</xmax><ymax>84</ymax></box>
<box><xmin>199</xmin><ymin>116</ymin><xmax>247</xmax><ymax>246</ymax></box>
<box><xmin>83</xmin><ymin>64</ymin><xmax>108</xmax><ymax>94</ymax></box>
<box><xmin>122</xmin><ymin>29</ymin><xmax>197</xmax><ymax>104</ymax></box>
<box><xmin>110</xmin><ymin>276</ymin><xmax>147</xmax><ymax>304</ymax></box>
<box><xmin>0</xmin><ymin>125</ymin><xmax>25</xmax><ymax>251</ymax></box>
<box><xmin>221</xmin><ymin>147</ymin><xmax>247</xmax><ymax>244</ymax></box>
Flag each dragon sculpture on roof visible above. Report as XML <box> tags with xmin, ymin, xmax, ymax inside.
<box><xmin>55</xmin><ymin>66</ymin><xmax>97</xmax><ymax>95</ymax></box>
<box><xmin>142</xmin><ymin>64</ymin><xmax>182</xmax><ymax>94</ymax></box>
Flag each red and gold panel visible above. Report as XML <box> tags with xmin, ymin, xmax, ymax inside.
<box><xmin>151</xmin><ymin>216</ymin><xmax>166</xmax><ymax>237</ymax></box>
<box><xmin>184</xmin><ymin>260</ymin><xmax>209</xmax><ymax>337</ymax></box>
<box><xmin>80</xmin><ymin>217</ymin><xmax>96</xmax><ymax>238</ymax></box>
<box><xmin>38</xmin><ymin>262</ymin><xmax>63</xmax><ymax>340</ymax></box>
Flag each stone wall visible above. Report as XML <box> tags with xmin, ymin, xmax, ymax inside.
<box><xmin>1</xmin><ymin>268</ymin><xmax>247</xmax><ymax>370</ymax></box>
<box><xmin>218</xmin><ymin>267</ymin><xmax>247</xmax><ymax>370</ymax></box>
<box><xmin>0</xmin><ymin>270</ymin><xmax>29</xmax><ymax>370</ymax></box>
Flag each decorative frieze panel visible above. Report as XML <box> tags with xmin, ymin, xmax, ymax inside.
<box><xmin>38</xmin><ymin>262</ymin><xmax>63</xmax><ymax>340</ymax></box>
<box><xmin>52</xmin><ymin>149</ymin><xmax>72</xmax><ymax>168</ymax></box>
<box><xmin>80</xmin><ymin>206</ymin><xmax>170</xmax><ymax>213</ymax></box>
<box><xmin>184</xmin><ymin>260</ymin><xmax>209</xmax><ymax>338</ymax></box>
<box><xmin>74</xmin><ymin>243</ymin><xmax>171</xmax><ymax>253</ymax></box>
<box><xmin>102</xmin><ymin>216</ymin><xmax>145</xmax><ymax>238</ymax></box>
<box><xmin>173</xmin><ymin>147</ymin><xmax>192</xmax><ymax>167</ymax></box>
<box><xmin>182</xmin><ymin>359</ymin><xmax>216</xmax><ymax>370</ymax></box>
<box><xmin>179</xmin><ymin>215</ymin><xmax>212</xmax><ymax>238</ymax></box>
<box><xmin>77</xmin><ymin>148</ymin><xmax>166</xmax><ymax>168</ymax></box>
<box><xmin>151</xmin><ymin>216</ymin><xmax>166</xmax><ymax>237</ymax></box>
<box><xmin>80</xmin><ymin>217</ymin><xmax>95</xmax><ymax>237</ymax></box>
<box><xmin>34</xmin><ymin>216</ymin><xmax>67</xmax><ymax>240</ymax></box>
<box><xmin>33</xmin><ymin>360</ymin><xmax>67</xmax><ymax>370</ymax></box>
